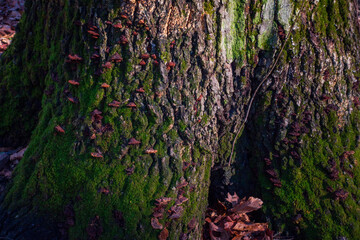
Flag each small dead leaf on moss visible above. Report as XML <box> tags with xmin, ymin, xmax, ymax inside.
<box><xmin>158</xmin><ymin>228</ymin><xmax>169</xmax><ymax>240</ymax></box>
<box><xmin>91</xmin><ymin>152</ymin><xmax>103</xmax><ymax>158</ymax></box>
<box><xmin>175</xmin><ymin>195</ymin><xmax>188</xmax><ymax>205</ymax></box>
<box><xmin>155</xmin><ymin>197</ymin><xmax>172</xmax><ymax>207</ymax></box>
<box><xmin>188</xmin><ymin>217</ymin><xmax>197</xmax><ymax>230</ymax></box>
<box><xmin>151</xmin><ymin>217</ymin><xmax>163</xmax><ymax>230</ymax></box>
<box><xmin>145</xmin><ymin>148</ymin><xmax>157</xmax><ymax>154</ymax></box>
<box><xmin>55</xmin><ymin>125</ymin><xmax>65</xmax><ymax>134</ymax></box>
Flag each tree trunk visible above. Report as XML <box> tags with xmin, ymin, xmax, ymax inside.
<box><xmin>1</xmin><ymin>0</ymin><xmax>360</xmax><ymax>239</ymax></box>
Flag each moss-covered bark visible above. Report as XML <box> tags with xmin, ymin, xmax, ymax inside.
<box><xmin>225</xmin><ymin>0</ymin><xmax>360</xmax><ymax>239</ymax></box>
<box><xmin>1</xmin><ymin>0</ymin><xmax>360</xmax><ymax>239</ymax></box>
<box><xmin>0</xmin><ymin>0</ymin><xmax>234</xmax><ymax>239</ymax></box>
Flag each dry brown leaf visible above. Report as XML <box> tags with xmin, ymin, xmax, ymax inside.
<box><xmin>209</xmin><ymin>222</ymin><xmax>230</xmax><ymax>240</ymax></box>
<box><xmin>225</xmin><ymin>192</ymin><xmax>240</xmax><ymax>207</ymax></box>
<box><xmin>230</xmin><ymin>197</ymin><xmax>263</xmax><ymax>214</ymax></box>
<box><xmin>158</xmin><ymin>228</ymin><xmax>169</xmax><ymax>240</ymax></box>
<box><xmin>232</xmin><ymin>222</ymin><xmax>267</xmax><ymax>232</ymax></box>
<box><xmin>9</xmin><ymin>147</ymin><xmax>27</xmax><ymax>161</ymax></box>
<box><xmin>188</xmin><ymin>217</ymin><xmax>197</xmax><ymax>230</ymax></box>
<box><xmin>155</xmin><ymin>197</ymin><xmax>172</xmax><ymax>206</ymax></box>
<box><xmin>151</xmin><ymin>218</ymin><xmax>163</xmax><ymax>230</ymax></box>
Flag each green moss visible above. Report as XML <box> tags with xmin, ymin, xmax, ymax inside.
<box><xmin>204</xmin><ymin>0</ymin><xmax>215</xmax><ymax>15</ymax></box>
<box><xmin>230</xmin><ymin>0</ymin><xmax>247</xmax><ymax>63</ymax></box>
<box><xmin>178</xmin><ymin>120</ymin><xmax>187</xmax><ymax>132</ymax></box>
<box><xmin>201</xmin><ymin>114</ymin><xmax>210</xmax><ymax>125</ymax></box>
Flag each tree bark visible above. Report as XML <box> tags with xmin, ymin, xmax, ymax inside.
<box><xmin>1</xmin><ymin>0</ymin><xmax>360</xmax><ymax>239</ymax></box>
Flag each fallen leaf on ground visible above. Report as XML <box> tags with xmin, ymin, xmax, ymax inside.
<box><xmin>225</xmin><ymin>192</ymin><xmax>239</xmax><ymax>207</ymax></box>
<box><xmin>9</xmin><ymin>147</ymin><xmax>27</xmax><ymax>161</ymax></box>
<box><xmin>230</xmin><ymin>197</ymin><xmax>263</xmax><ymax>214</ymax></box>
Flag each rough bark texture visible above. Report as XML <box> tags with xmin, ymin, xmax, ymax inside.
<box><xmin>1</xmin><ymin>0</ymin><xmax>360</xmax><ymax>239</ymax></box>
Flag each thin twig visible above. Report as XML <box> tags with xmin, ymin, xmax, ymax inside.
<box><xmin>228</xmin><ymin>1</ymin><xmax>307</xmax><ymax>166</ymax></box>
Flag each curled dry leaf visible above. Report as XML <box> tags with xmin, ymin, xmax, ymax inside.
<box><xmin>55</xmin><ymin>125</ymin><xmax>65</xmax><ymax>134</ymax></box>
<box><xmin>126</xmin><ymin>102</ymin><xmax>137</xmax><ymax>108</ymax></box>
<box><xmin>169</xmin><ymin>205</ymin><xmax>184</xmax><ymax>219</ymax></box>
<box><xmin>119</xmin><ymin>35</ymin><xmax>128</xmax><ymax>45</ymax></box>
<box><xmin>128</xmin><ymin>138</ymin><xmax>141</xmax><ymax>145</ymax></box>
<box><xmin>139</xmin><ymin>60</ymin><xmax>146</xmax><ymax>66</ymax></box>
<box><xmin>92</xmin><ymin>109</ymin><xmax>102</xmax><ymax>116</ymax></box>
<box><xmin>167</xmin><ymin>61</ymin><xmax>175</xmax><ymax>68</ymax></box>
<box><xmin>141</xmin><ymin>53</ymin><xmax>150</xmax><ymax>59</ymax></box>
<box><xmin>175</xmin><ymin>195</ymin><xmax>188</xmax><ymax>205</ymax></box>
<box><xmin>110</xmin><ymin>53</ymin><xmax>123</xmax><ymax>63</ymax></box>
<box><xmin>232</xmin><ymin>222</ymin><xmax>268</xmax><ymax>232</ymax></box>
<box><xmin>176</xmin><ymin>179</ymin><xmax>188</xmax><ymax>189</ymax></box>
<box><xmin>87</xmin><ymin>30</ymin><xmax>99</xmax><ymax>37</ymax></box>
<box><xmin>91</xmin><ymin>53</ymin><xmax>100</xmax><ymax>59</ymax></box>
<box><xmin>67</xmin><ymin>96</ymin><xmax>79</xmax><ymax>104</ymax></box>
<box><xmin>155</xmin><ymin>197</ymin><xmax>172</xmax><ymax>207</ymax></box>
<box><xmin>68</xmin><ymin>80</ymin><xmax>79</xmax><ymax>86</ymax></box>
<box><xmin>209</xmin><ymin>222</ymin><xmax>230</xmax><ymax>240</ymax></box>
<box><xmin>158</xmin><ymin>228</ymin><xmax>169</xmax><ymax>240</ymax></box>
<box><xmin>108</xmin><ymin>100</ymin><xmax>121</xmax><ymax>108</ymax></box>
<box><xmin>225</xmin><ymin>192</ymin><xmax>239</xmax><ymax>207</ymax></box>
<box><xmin>145</xmin><ymin>148</ymin><xmax>157</xmax><ymax>154</ymax></box>
<box><xmin>91</xmin><ymin>152</ymin><xmax>103</xmax><ymax>158</ymax></box>
<box><xmin>334</xmin><ymin>189</ymin><xmax>349</xmax><ymax>200</ymax></box>
<box><xmin>101</xmin><ymin>83</ymin><xmax>110</xmax><ymax>88</ymax></box>
<box><xmin>151</xmin><ymin>218</ymin><xmax>163</xmax><ymax>230</ymax></box>
<box><xmin>102</xmin><ymin>62</ymin><xmax>112</xmax><ymax>69</ymax></box>
<box><xmin>9</xmin><ymin>147</ymin><xmax>27</xmax><ymax>161</ymax></box>
<box><xmin>90</xmin><ymin>133</ymin><xmax>96</xmax><ymax>139</ymax></box>
<box><xmin>113</xmin><ymin>23</ymin><xmax>122</xmax><ymax>29</ymax></box>
<box><xmin>266</xmin><ymin>169</ymin><xmax>278</xmax><ymax>178</ymax></box>
<box><xmin>136</xmin><ymin>87</ymin><xmax>145</xmax><ymax>93</ymax></box>
<box><xmin>67</xmin><ymin>54</ymin><xmax>83</xmax><ymax>62</ymax></box>
<box><xmin>153</xmin><ymin>206</ymin><xmax>165</xmax><ymax>218</ymax></box>
<box><xmin>230</xmin><ymin>197</ymin><xmax>263</xmax><ymax>214</ymax></box>
<box><xmin>89</xmin><ymin>25</ymin><xmax>98</xmax><ymax>30</ymax></box>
